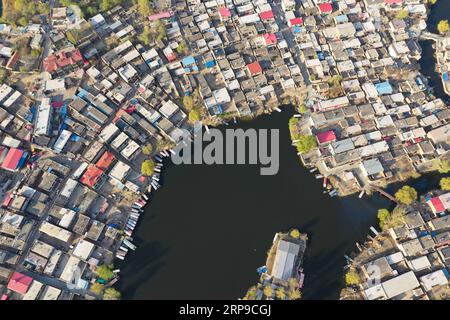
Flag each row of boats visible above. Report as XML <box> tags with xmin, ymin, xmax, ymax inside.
<box><xmin>115</xmin><ymin>150</ymin><xmax>171</xmax><ymax>261</ymax></box>
<box><xmin>312</xmin><ymin>173</ymin><xmax>339</xmax><ymax>197</ymax></box>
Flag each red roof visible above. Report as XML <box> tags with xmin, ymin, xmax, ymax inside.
<box><xmin>51</xmin><ymin>100</ymin><xmax>64</xmax><ymax>108</ymax></box>
<box><xmin>6</xmin><ymin>52</ymin><xmax>20</xmax><ymax>70</ymax></box>
<box><xmin>80</xmin><ymin>165</ymin><xmax>104</xmax><ymax>188</ymax></box>
<box><xmin>263</xmin><ymin>33</ymin><xmax>277</xmax><ymax>45</ymax></box>
<box><xmin>1</xmin><ymin>193</ymin><xmax>13</xmax><ymax>207</ymax></box>
<box><xmin>319</xmin><ymin>3</ymin><xmax>333</xmax><ymax>13</ymax></box>
<box><xmin>247</xmin><ymin>61</ymin><xmax>262</xmax><ymax>76</ymax></box>
<box><xmin>166</xmin><ymin>52</ymin><xmax>177</xmax><ymax>62</ymax></box>
<box><xmin>96</xmin><ymin>151</ymin><xmax>115</xmax><ymax>170</ymax></box>
<box><xmin>316</xmin><ymin>130</ymin><xmax>336</xmax><ymax>144</ymax></box>
<box><xmin>43</xmin><ymin>48</ymin><xmax>84</xmax><ymax>73</ymax></box>
<box><xmin>148</xmin><ymin>11</ymin><xmax>173</xmax><ymax>21</ymax></box>
<box><xmin>429</xmin><ymin>197</ymin><xmax>445</xmax><ymax>213</ymax></box>
<box><xmin>7</xmin><ymin>272</ymin><xmax>32</xmax><ymax>295</ymax></box>
<box><xmin>1</xmin><ymin>294</ymin><xmax>7</xmax><ymax>300</ymax></box>
<box><xmin>1</xmin><ymin>148</ymin><xmax>23</xmax><ymax>171</ymax></box>
<box><xmin>289</xmin><ymin>17</ymin><xmax>303</xmax><ymax>26</ymax></box>
<box><xmin>219</xmin><ymin>7</ymin><xmax>231</xmax><ymax>18</ymax></box>
<box><xmin>259</xmin><ymin>10</ymin><xmax>274</xmax><ymax>20</ymax></box>
<box><xmin>384</xmin><ymin>0</ymin><xmax>402</xmax><ymax>4</ymax></box>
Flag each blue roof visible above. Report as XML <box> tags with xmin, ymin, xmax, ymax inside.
<box><xmin>292</xmin><ymin>26</ymin><xmax>301</xmax><ymax>33</ymax></box>
<box><xmin>375</xmin><ymin>81</ymin><xmax>393</xmax><ymax>95</ymax></box>
<box><xmin>182</xmin><ymin>56</ymin><xmax>196</xmax><ymax>67</ymax></box>
<box><xmin>205</xmin><ymin>60</ymin><xmax>216</xmax><ymax>68</ymax></box>
<box><xmin>335</xmin><ymin>14</ymin><xmax>348</xmax><ymax>23</ymax></box>
<box><xmin>443</xmin><ymin>72</ymin><xmax>449</xmax><ymax>82</ymax></box>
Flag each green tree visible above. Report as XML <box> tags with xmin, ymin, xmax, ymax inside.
<box><xmin>90</xmin><ymin>282</ymin><xmax>104</xmax><ymax>295</ymax></box>
<box><xmin>295</xmin><ymin>135</ymin><xmax>317</xmax><ymax>154</ymax></box>
<box><xmin>243</xmin><ymin>285</ymin><xmax>257</xmax><ymax>300</ymax></box>
<box><xmin>377</xmin><ymin>208</ymin><xmax>390</xmax><ymax>229</ymax></box>
<box><xmin>275</xmin><ymin>287</ymin><xmax>286</xmax><ymax>300</ymax></box>
<box><xmin>103</xmin><ymin>287</ymin><xmax>121</xmax><ymax>300</ymax></box>
<box><xmin>141</xmin><ymin>159</ymin><xmax>155</xmax><ymax>176</ymax></box>
<box><xmin>37</xmin><ymin>3</ymin><xmax>50</xmax><ymax>15</ymax></box>
<box><xmin>438</xmin><ymin>160</ymin><xmax>450</xmax><ymax>174</ymax></box>
<box><xmin>142</xmin><ymin>144</ymin><xmax>153</xmax><ymax>155</ymax></box>
<box><xmin>96</xmin><ymin>264</ymin><xmax>114</xmax><ymax>280</ymax></box>
<box><xmin>18</xmin><ymin>17</ymin><xmax>28</xmax><ymax>26</ymax></box>
<box><xmin>86</xmin><ymin>6</ymin><xmax>98</xmax><ymax>16</ymax></box>
<box><xmin>156</xmin><ymin>22</ymin><xmax>167</xmax><ymax>41</ymax></box>
<box><xmin>31</xmin><ymin>48</ymin><xmax>42</xmax><ymax>58</ymax></box>
<box><xmin>288</xmin><ymin>289</ymin><xmax>302</xmax><ymax>300</ymax></box>
<box><xmin>100</xmin><ymin>0</ymin><xmax>113</xmax><ymax>11</ymax></box>
<box><xmin>183</xmin><ymin>95</ymin><xmax>194</xmax><ymax>111</ymax></box>
<box><xmin>437</xmin><ymin>20</ymin><xmax>449</xmax><ymax>34</ymax></box>
<box><xmin>177</xmin><ymin>42</ymin><xmax>187</xmax><ymax>54</ymax></box>
<box><xmin>137</xmin><ymin>0</ymin><xmax>153</xmax><ymax>16</ymax></box>
<box><xmin>263</xmin><ymin>285</ymin><xmax>273</xmax><ymax>299</ymax></box>
<box><xmin>138</xmin><ymin>25</ymin><xmax>153</xmax><ymax>45</ymax></box>
<box><xmin>298</xmin><ymin>104</ymin><xmax>307</xmax><ymax>113</ymax></box>
<box><xmin>0</xmin><ymin>69</ymin><xmax>7</xmax><ymax>84</ymax></box>
<box><xmin>396</xmin><ymin>10</ymin><xmax>408</xmax><ymax>20</ymax></box>
<box><xmin>395</xmin><ymin>186</ymin><xmax>417</xmax><ymax>205</ymax></box>
<box><xmin>440</xmin><ymin>177</ymin><xmax>450</xmax><ymax>191</ymax></box>
<box><xmin>60</xmin><ymin>0</ymin><xmax>73</xmax><ymax>6</ymax></box>
<box><xmin>290</xmin><ymin>229</ymin><xmax>300</xmax><ymax>239</ymax></box>
<box><xmin>328</xmin><ymin>75</ymin><xmax>342</xmax><ymax>87</ymax></box>
<box><xmin>66</xmin><ymin>30</ymin><xmax>80</xmax><ymax>45</ymax></box>
<box><xmin>188</xmin><ymin>109</ymin><xmax>201</xmax><ymax>123</ymax></box>
<box><xmin>345</xmin><ymin>270</ymin><xmax>360</xmax><ymax>286</ymax></box>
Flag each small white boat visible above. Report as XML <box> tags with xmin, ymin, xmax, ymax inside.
<box><xmin>123</xmin><ymin>239</ymin><xmax>137</xmax><ymax>251</ymax></box>
<box><xmin>124</xmin><ymin>230</ymin><xmax>133</xmax><ymax>237</ymax></box>
<box><xmin>274</xmin><ymin>107</ymin><xmax>282</xmax><ymax>112</ymax></box>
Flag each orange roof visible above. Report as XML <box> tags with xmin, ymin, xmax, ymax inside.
<box><xmin>96</xmin><ymin>151</ymin><xmax>115</xmax><ymax>170</ymax></box>
<box><xmin>247</xmin><ymin>61</ymin><xmax>262</xmax><ymax>76</ymax></box>
<box><xmin>80</xmin><ymin>165</ymin><xmax>104</xmax><ymax>188</ymax></box>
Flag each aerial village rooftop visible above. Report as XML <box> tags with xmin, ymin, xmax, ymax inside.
<box><xmin>0</xmin><ymin>0</ymin><xmax>448</xmax><ymax>300</ymax></box>
<box><xmin>340</xmin><ymin>189</ymin><xmax>450</xmax><ymax>300</ymax></box>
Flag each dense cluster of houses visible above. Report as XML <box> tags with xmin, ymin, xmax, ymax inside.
<box><xmin>343</xmin><ymin>190</ymin><xmax>450</xmax><ymax>300</ymax></box>
<box><xmin>0</xmin><ymin>0</ymin><xmax>448</xmax><ymax>300</ymax></box>
<box><xmin>290</xmin><ymin>0</ymin><xmax>450</xmax><ymax>195</ymax></box>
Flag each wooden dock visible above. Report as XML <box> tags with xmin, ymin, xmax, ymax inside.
<box><xmin>367</xmin><ymin>185</ymin><xmax>398</xmax><ymax>203</ymax></box>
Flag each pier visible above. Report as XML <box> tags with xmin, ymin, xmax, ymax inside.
<box><xmin>366</xmin><ymin>185</ymin><xmax>398</xmax><ymax>204</ymax></box>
